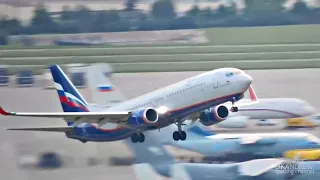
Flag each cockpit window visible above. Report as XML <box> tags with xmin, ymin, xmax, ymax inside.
<box><xmin>226</xmin><ymin>72</ymin><xmax>234</xmax><ymax>77</ymax></box>
<box><xmin>225</xmin><ymin>71</ymin><xmax>241</xmax><ymax>77</ymax></box>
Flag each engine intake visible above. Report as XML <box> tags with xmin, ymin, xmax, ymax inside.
<box><xmin>127</xmin><ymin>108</ymin><xmax>159</xmax><ymax>126</ymax></box>
<box><xmin>199</xmin><ymin>105</ymin><xmax>229</xmax><ymax>126</ymax></box>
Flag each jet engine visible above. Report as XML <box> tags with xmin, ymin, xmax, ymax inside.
<box><xmin>199</xmin><ymin>105</ymin><xmax>229</xmax><ymax>126</ymax></box>
<box><xmin>127</xmin><ymin>107</ymin><xmax>159</xmax><ymax>126</ymax></box>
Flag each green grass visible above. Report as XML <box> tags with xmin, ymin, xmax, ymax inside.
<box><xmin>5</xmin><ymin>59</ymin><xmax>320</xmax><ymax>75</ymax></box>
<box><xmin>1</xmin><ymin>51</ymin><xmax>320</xmax><ymax>65</ymax></box>
<box><xmin>1</xmin><ymin>44</ymin><xmax>320</xmax><ymax>57</ymax></box>
<box><xmin>205</xmin><ymin>25</ymin><xmax>320</xmax><ymax>45</ymax></box>
<box><xmin>2</xmin><ymin>25</ymin><xmax>320</xmax><ymax>50</ymax></box>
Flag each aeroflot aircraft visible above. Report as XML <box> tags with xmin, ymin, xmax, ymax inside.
<box><xmin>0</xmin><ymin>65</ymin><xmax>252</xmax><ymax>143</ymax></box>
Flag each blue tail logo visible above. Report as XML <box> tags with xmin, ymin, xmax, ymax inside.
<box><xmin>49</xmin><ymin>65</ymin><xmax>89</xmax><ymax>113</ymax></box>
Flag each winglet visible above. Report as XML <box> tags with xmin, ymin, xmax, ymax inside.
<box><xmin>248</xmin><ymin>85</ymin><xmax>258</xmax><ymax>102</ymax></box>
<box><xmin>0</xmin><ymin>106</ymin><xmax>13</xmax><ymax>116</ymax></box>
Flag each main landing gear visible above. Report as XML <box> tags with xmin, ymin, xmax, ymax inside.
<box><xmin>173</xmin><ymin>121</ymin><xmax>187</xmax><ymax>141</ymax></box>
<box><xmin>131</xmin><ymin>132</ymin><xmax>145</xmax><ymax>143</ymax></box>
<box><xmin>230</xmin><ymin>97</ymin><xmax>239</xmax><ymax>112</ymax></box>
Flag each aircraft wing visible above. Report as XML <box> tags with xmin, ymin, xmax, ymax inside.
<box><xmin>239</xmin><ymin>158</ymin><xmax>285</xmax><ymax>176</ymax></box>
<box><xmin>7</xmin><ymin>127</ymin><xmax>73</xmax><ymax>132</ymax></box>
<box><xmin>0</xmin><ymin>106</ymin><xmax>130</xmax><ymax>125</ymax></box>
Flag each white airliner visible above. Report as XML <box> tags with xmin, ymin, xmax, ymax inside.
<box><xmin>86</xmin><ymin>63</ymin><xmax>317</xmax><ymax>130</ymax></box>
<box><xmin>215</xmin><ymin>97</ymin><xmax>317</xmax><ymax>128</ymax></box>
<box><xmin>0</xmin><ymin>65</ymin><xmax>252</xmax><ymax>143</ymax></box>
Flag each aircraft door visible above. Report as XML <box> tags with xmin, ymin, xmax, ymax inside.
<box><xmin>213</xmin><ymin>72</ymin><xmax>219</xmax><ymax>89</ymax></box>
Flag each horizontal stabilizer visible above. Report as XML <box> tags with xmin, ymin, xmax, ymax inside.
<box><xmin>239</xmin><ymin>158</ymin><xmax>285</xmax><ymax>176</ymax></box>
<box><xmin>7</xmin><ymin>127</ymin><xmax>73</xmax><ymax>132</ymax></box>
<box><xmin>133</xmin><ymin>163</ymin><xmax>162</xmax><ymax>180</ymax></box>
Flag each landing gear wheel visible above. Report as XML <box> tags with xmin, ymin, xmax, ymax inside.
<box><xmin>130</xmin><ymin>133</ymin><xmax>139</xmax><ymax>143</ymax></box>
<box><xmin>138</xmin><ymin>133</ymin><xmax>145</xmax><ymax>143</ymax></box>
<box><xmin>173</xmin><ymin>131</ymin><xmax>180</xmax><ymax>141</ymax></box>
<box><xmin>231</xmin><ymin>106</ymin><xmax>238</xmax><ymax>112</ymax></box>
<box><xmin>180</xmin><ymin>131</ymin><xmax>187</xmax><ymax>141</ymax></box>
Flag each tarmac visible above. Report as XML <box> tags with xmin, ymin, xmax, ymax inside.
<box><xmin>1</xmin><ymin>68</ymin><xmax>320</xmax><ymax>180</ymax></box>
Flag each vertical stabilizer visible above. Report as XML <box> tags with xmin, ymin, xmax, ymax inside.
<box><xmin>172</xmin><ymin>164</ymin><xmax>192</xmax><ymax>180</ymax></box>
<box><xmin>86</xmin><ymin>63</ymin><xmax>126</xmax><ymax>106</ymax></box>
<box><xmin>133</xmin><ymin>163</ymin><xmax>163</xmax><ymax>180</ymax></box>
<box><xmin>49</xmin><ymin>65</ymin><xmax>90</xmax><ymax>125</ymax></box>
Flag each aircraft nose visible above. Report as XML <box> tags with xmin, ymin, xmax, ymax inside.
<box><xmin>304</xmin><ymin>105</ymin><xmax>318</xmax><ymax>115</ymax></box>
<box><xmin>240</xmin><ymin>73</ymin><xmax>253</xmax><ymax>86</ymax></box>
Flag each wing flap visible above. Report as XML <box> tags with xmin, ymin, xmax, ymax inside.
<box><xmin>0</xmin><ymin>106</ymin><xmax>130</xmax><ymax>124</ymax></box>
<box><xmin>7</xmin><ymin>127</ymin><xmax>73</xmax><ymax>132</ymax></box>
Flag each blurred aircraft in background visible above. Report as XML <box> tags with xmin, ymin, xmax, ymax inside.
<box><xmin>158</xmin><ymin>122</ymin><xmax>320</xmax><ymax>162</ymax></box>
<box><xmin>218</xmin><ymin>97</ymin><xmax>317</xmax><ymax>128</ymax></box>
<box><xmin>125</xmin><ymin>128</ymin><xmax>320</xmax><ymax>180</ymax></box>
<box><xmin>0</xmin><ymin>64</ymin><xmax>252</xmax><ymax>143</ymax></box>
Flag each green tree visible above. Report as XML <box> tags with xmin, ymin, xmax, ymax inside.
<box><xmin>186</xmin><ymin>4</ymin><xmax>201</xmax><ymax>17</ymax></box>
<box><xmin>152</xmin><ymin>0</ymin><xmax>176</xmax><ymax>19</ymax></box>
<box><xmin>125</xmin><ymin>0</ymin><xmax>138</xmax><ymax>11</ymax></box>
<box><xmin>216</xmin><ymin>4</ymin><xmax>236</xmax><ymax>17</ymax></box>
<box><xmin>243</xmin><ymin>0</ymin><xmax>286</xmax><ymax>15</ymax></box>
<box><xmin>291</xmin><ymin>1</ymin><xmax>310</xmax><ymax>14</ymax></box>
<box><xmin>30</xmin><ymin>4</ymin><xmax>58</xmax><ymax>34</ymax></box>
<box><xmin>61</xmin><ymin>5</ymin><xmax>73</xmax><ymax>21</ymax></box>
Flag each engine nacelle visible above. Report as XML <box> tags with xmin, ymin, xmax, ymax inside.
<box><xmin>127</xmin><ymin>107</ymin><xmax>159</xmax><ymax>126</ymax></box>
<box><xmin>199</xmin><ymin>105</ymin><xmax>229</xmax><ymax>126</ymax></box>
<box><xmin>216</xmin><ymin>116</ymin><xmax>249</xmax><ymax>128</ymax></box>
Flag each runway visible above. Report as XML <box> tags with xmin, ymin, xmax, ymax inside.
<box><xmin>0</xmin><ymin>68</ymin><xmax>320</xmax><ymax>180</ymax></box>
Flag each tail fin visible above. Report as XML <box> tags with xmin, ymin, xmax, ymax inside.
<box><xmin>86</xmin><ymin>63</ymin><xmax>126</xmax><ymax>106</ymax></box>
<box><xmin>49</xmin><ymin>65</ymin><xmax>90</xmax><ymax>116</ymax></box>
<box><xmin>248</xmin><ymin>85</ymin><xmax>258</xmax><ymax>102</ymax></box>
<box><xmin>133</xmin><ymin>163</ymin><xmax>163</xmax><ymax>180</ymax></box>
<box><xmin>172</xmin><ymin>164</ymin><xmax>192</xmax><ymax>180</ymax></box>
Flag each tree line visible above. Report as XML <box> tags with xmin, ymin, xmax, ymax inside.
<box><xmin>1</xmin><ymin>0</ymin><xmax>320</xmax><ymax>45</ymax></box>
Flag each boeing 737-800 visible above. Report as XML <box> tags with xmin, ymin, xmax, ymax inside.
<box><xmin>86</xmin><ymin>63</ymin><xmax>317</xmax><ymax>130</ymax></box>
<box><xmin>0</xmin><ymin>65</ymin><xmax>252</xmax><ymax>143</ymax></box>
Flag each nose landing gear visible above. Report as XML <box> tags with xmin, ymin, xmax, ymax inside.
<box><xmin>230</xmin><ymin>97</ymin><xmax>239</xmax><ymax>112</ymax></box>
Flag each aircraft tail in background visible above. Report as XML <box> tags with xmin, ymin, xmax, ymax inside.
<box><xmin>86</xmin><ymin>63</ymin><xmax>126</xmax><ymax>106</ymax></box>
<box><xmin>123</xmin><ymin>131</ymin><xmax>176</xmax><ymax>165</ymax></box>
